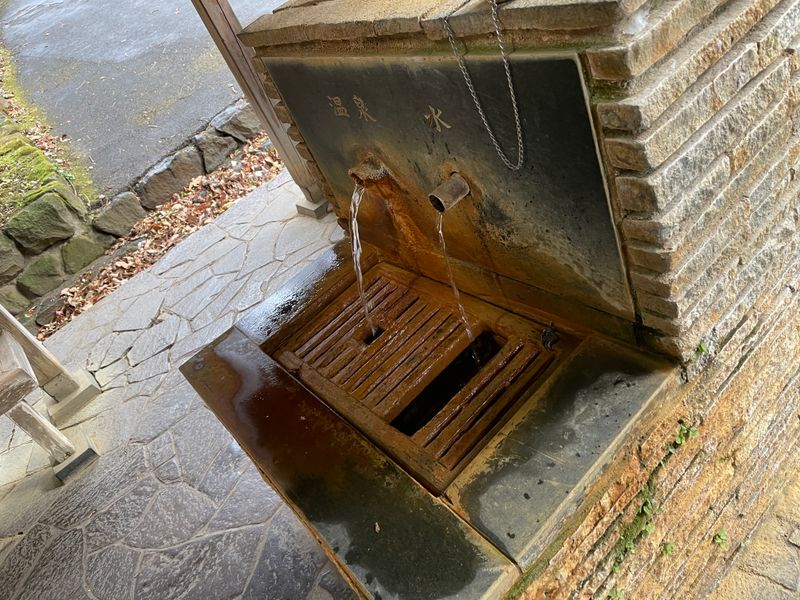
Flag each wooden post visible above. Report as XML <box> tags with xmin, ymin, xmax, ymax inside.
<box><xmin>7</xmin><ymin>402</ymin><xmax>76</xmax><ymax>463</ymax></box>
<box><xmin>191</xmin><ymin>0</ymin><xmax>324</xmax><ymax>205</ymax></box>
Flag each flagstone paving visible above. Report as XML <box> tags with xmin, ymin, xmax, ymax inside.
<box><xmin>0</xmin><ymin>172</ymin><xmax>356</xmax><ymax>600</ymax></box>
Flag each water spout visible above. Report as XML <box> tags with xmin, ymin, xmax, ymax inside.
<box><xmin>429</xmin><ymin>173</ymin><xmax>470</xmax><ymax>213</ymax></box>
<box><xmin>349</xmin><ymin>156</ymin><xmax>390</xmax><ymax>187</ymax></box>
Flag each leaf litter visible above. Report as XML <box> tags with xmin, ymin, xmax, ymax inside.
<box><xmin>34</xmin><ymin>133</ymin><xmax>283</xmax><ymax>339</ymax></box>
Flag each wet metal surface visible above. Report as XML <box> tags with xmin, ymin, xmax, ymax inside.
<box><xmin>263</xmin><ymin>54</ymin><xmax>633</xmax><ymax>321</ymax></box>
<box><xmin>447</xmin><ymin>338</ymin><xmax>670</xmax><ymax>567</ymax></box>
<box><xmin>182</xmin><ymin>328</ymin><xmax>518</xmax><ymax>600</ymax></box>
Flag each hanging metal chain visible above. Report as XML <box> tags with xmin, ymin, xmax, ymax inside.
<box><xmin>443</xmin><ymin>0</ymin><xmax>524</xmax><ymax>171</ymax></box>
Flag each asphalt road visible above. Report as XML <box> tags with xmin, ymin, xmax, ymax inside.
<box><xmin>0</xmin><ymin>0</ymin><xmax>283</xmax><ymax>196</ymax></box>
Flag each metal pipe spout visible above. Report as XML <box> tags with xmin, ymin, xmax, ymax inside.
<box><xmin>428</xmin><ymin>173</ymin><xmax>470</xmax><ymax>213</ymax></box>
<box><xmin>348</xmin><ymin>156</ymin><xmax>391</xmax><ymax>187</ymax></box>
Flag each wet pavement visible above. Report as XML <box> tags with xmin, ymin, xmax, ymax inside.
<box><xmin>0</xmin><ymin>173</ymin><xmax>355</xmax><ymax>600</ymax></box>
<box><xmin>0</xmin><ymin>0</ymin><xmax>282</xmax><ymax>195</ymax></box>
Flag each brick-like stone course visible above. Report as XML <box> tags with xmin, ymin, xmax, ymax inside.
<box><xmin>531</xmin><ymin>1</ymin><xmax>800</xmax><ymax>591</ymax></box>
<box><xmin>583</xmin><ymin>0</ymin><xmax>800</xmax><ymax>361</ymax></box>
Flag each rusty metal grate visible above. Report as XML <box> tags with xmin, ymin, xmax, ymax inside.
<box><xmin>275</xmin><ymin>263</ymin><xmax>574</xmax><ymax>492</ymax></box>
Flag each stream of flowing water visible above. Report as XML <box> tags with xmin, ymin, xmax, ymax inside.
<box><xmin>350</xmin><ymin>183</ymin><xmax>378</xmax><ymax>336</ymax></box>
<box><xmin>437</xmin><ymin>213</ymin><xmax>480</xmax><ymax>364</ymax></box>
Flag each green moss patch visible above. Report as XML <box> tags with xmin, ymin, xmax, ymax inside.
<box><xmin>0</xmin><ymin>46</ymin><xmax>94</xmax><ymax>224</ymax></box>
<box><xmin>0</xmin><ymin>138</ymin><xmax>57</xmax><ymax>216</ymax></box>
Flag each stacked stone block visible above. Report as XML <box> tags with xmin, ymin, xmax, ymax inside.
<box><xmin>531</xmin><ymin>0</ymin><xmax>800</xmax><ymax>595</ymax></box>
<box><xmin>588</xmin><ymin>0</ymin><xmax>800</xmax><ymax>359</ymax></box>
<box><xmin>0</xmin><ymin>120</ymin><xmax>110</xmax><ymax>321</ymax></box>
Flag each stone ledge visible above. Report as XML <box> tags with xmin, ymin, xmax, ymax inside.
<box><xmin>595</xmin><ymin>0</ymin><xmax>785</xmax><ymax>131</ymax></box>
<box><xmin>241</xmin><ymin>0</ymin><xmax>629</xmax><ymax>50</ymax></box>
<box><xmin>586</xmin><ymin>0</ymin><xmax>728</xmax><ymax>81</ymax></box>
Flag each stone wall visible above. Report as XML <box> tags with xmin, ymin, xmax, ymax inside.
<box><xmin>0</xmin><ymin>111</ymin><xmax>109</xmax><ymax>318</ymax></box>
<box><xmin>0</xmin><ymin>99</ymin><xmax>261</xmax><ymax>325</ymax></box>
<box><xmin>515</xmin><ymin>273</ymin><xmax>799</xmax><ymax>598</ymax></box>
<box><xmin>588</xmin><ymin>0</ymin><xmax>800</xmax><ymax>360</ymax></box>
<box><xmin>522</xmin><ymin>0</ymin><xmax>800</xmax><ymax>594</ymax></box>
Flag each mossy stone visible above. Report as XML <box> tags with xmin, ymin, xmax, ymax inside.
<box><xmin>17</xmin><ymin>252</ymin><xmax>66</xmax><ymax>298</ymax></box>
<box><xmin>5</xmin><ymin>194</ymin><xmax>77</xmax><ymax>253</ymax></box>
<box><xmin>23</xmin><ymin>179</ymin><xmax>87</xmax><ymax>217</ymax></box>
<box><xmin>0</xmin><ymin>284</ymin><xmax>29</xmax><ymax>315</ymax></box>
<box><xmin>0</xmin><ymin>122</ymin><xmax>21</xmax><ymax>137</ymax></box>
<box><xmin>0</xmin><ymin>127</ymin><xmax>69</xmax><ymax>229</ymax></box>
<box><xmin>0</xmin><ymin>133</ymin><xmax>30</xmax><ymax>156</ymax></box>
<box><xmin>0</xmin><ymin>141</ymin><xmax>59</xmax><ymax>214</ymax></box>
<box><xmin>62</xmin><ymin>234</ymin><xmax>105</xmax><ymax>273</ymax></box>
<box><xmin>0</xmin><ymin>233</ymin><xmax>24</xmax><ymax>284</ymax></box>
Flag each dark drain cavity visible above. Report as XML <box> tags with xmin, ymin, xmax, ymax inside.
<box><xmin>363</xmin><ymin>327</ymin><xmax>385</xmax><ymax>345</ymax></box>
<box><xmin>390</xmin><ymin>332</ymin><xmax>502</xmax><ymax>436</ymax></box>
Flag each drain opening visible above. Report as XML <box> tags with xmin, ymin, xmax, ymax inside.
<box><xmin>362</xmin><ymin>327</ymin><xmax>385</xmax><ymax>345</ymax></box>
<box><xmin>390</xmin><ymin>331</ymin><xmax>502</xmax><ymax>436</ymax></box>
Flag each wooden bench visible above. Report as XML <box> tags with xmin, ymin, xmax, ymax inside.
<box><xmin>0</xmin><ymin>307</ymin><xmax>100</xmax><ymax>482</ymax></box>
<box><xmin>1</xmin><ymin>331</ymin><xmax>77</xmax><ymax>465</ymax></box>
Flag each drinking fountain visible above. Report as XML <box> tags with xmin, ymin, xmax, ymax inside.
<box><xmin>182</xmin><ymin>0</ymin><xmax>800</xmax><ymax>597</ymax></box>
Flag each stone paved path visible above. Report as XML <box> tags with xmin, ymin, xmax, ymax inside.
<box><xmin>0</xmin><ymin>0</ymin><xmax>282</xmax><ymax>195</ymax></box>
<box><xmin>0</xmin><ymin>172</ymin><xmax>356</xmax><ymax>600</ymax></box>
<box><xmin>711</xmin><ymin>471</ymin><xmax>800</xmax><ymax>599</ymax></box>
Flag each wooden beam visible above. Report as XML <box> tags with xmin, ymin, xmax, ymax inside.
<box><xmin>191</xmin><ymin>0</ymin><xmax>324</xmax><ymax>204</ymax></box>
<box><xmin>0</xmin><ymin>330</ymin><xmax>38</xmax><ymax>414</ymax></box>
<box><xmin>8</xmin><ymin>402</ymin><xmax>76</xmax><ymax>463</ymax></box>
